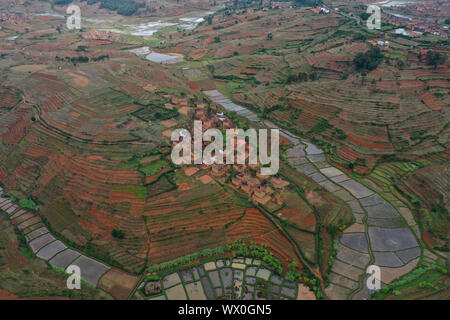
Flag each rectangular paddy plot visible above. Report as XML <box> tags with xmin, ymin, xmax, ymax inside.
<box><xmin>340</xmin><ymin>233</ymin><xmax>369</xmax><ymax>253</ymax></box>
<box><xmin>18</xmin><ymin>216</ymin><xmax>41</xmax><ymax>230</ymax></box>
<box><xmin>359</xmin><ymin>193</ymin><xmax>385</xmax><ymax>207</ymax></box>
<box><xmin>318</xmin><ymin>180</ymin><xmax>341</xmax><ymax>192</ymax></box>
<box><xmin>165</xmin><ymin>284</ymin><xmax>187</xmax><ymax>300</ymax></box>
<box><xmin>200</xmin><ymin>277</ymin><xmax>215</xmax><ymax>299</ymax></box>
<box><xmin>13</xmin><ymin>212</ymin><xmax>34</xmax><ymax>224</ymax></box>
<box><xmin>347</xmin><ymin>199</ymin><xmax>365</xmax><ymax>213</ymax></box>
<box><xmin>307</xmin><ymin>154</ymin><xmax>326</xmax><ymax>163</ymax></box>
<box><xmin>336</xmin><ymin>243</ymin><xmax>370</xmax><ymax>269</ymax></box>
<box><xmin>296</xmin><ymin>163</ymin><xmax>317</xmax><ymax>175</ymax></box>
<box><xmin>367</xmin><ymin>217</ymin><xmax>407</xmax><ymax>228</ymax></box>
<box><xmin>373</xmin><ymin>251</ymin><xmax>405</xmax><ymax>267</ymax></box>
<box><xmin>368</xmin><ymin>227</ymin><xmax>418</xmax><ymax>252</ymax></box>
<box><xmin>0</xmin><ymin>200</ymin><xmax>12</xmax><ymax>209</ymax></box>
<box><xmin>49</xmin><ymin>249</ymin><xmax>81</xmax><ymax>269</ymax></box>
<box><xmin>163</xmin><ymin>273</ymin><xmax>181</xmax><ymax>289</ymax></box>
<box><xmin>309</xmin><ymin>172</ymin><xmax>327</xmax><ymax>183</ymax></box>
<box><xmin>72</xmin><ymin>255</ymin><xmax>110</xmax><ymax>286</ymax></box>
<box><xmin>36</xmin><ymin>240</ymin><xmax>67</xmax><ymax>260</ymax></box>
<box><xmin>396</xmin><ymin>247</ymin><xmax>420</xmax><ymax>264</ymax></box>
<box><xmin>320</xmin><ymin>167</ymin><xmax>345</xmax><ymax>178</ymax></box>
<box><xmin>6</xmin><ymin>205</ymin><xmax>17</xmax><ymax>214</ymax></box>
<box><xmin>29</xmin><ymin>233</ymin><xmax>56</xmax><ymax>253</ymax></box>
<box><xmin>185</xmin><ymin>281</ymin><xmax>207</xmax><ymax>300</ymax></box>
<box><xmin>364</xmin><ymin>202</ymin><xmax>400</xmax><ymax>219</ymax></box>
<box><xmin>10</xmin><ymin>209</ymin><xmax>27</xmax><ymax>219</ymax></box>
<box><xmin>25</xmin><ymin>226</ymin><xmax>49</xmax><ymax>242</ymax></box>
<box><xmin>339</xmin><ymin>180</ymin><xmax>374</xmax><ymax>199</ymax></box>
<box><xmin>331</xmin><ymin>174</ymin><xmax>350</xmax><ymax>183</ymax></box>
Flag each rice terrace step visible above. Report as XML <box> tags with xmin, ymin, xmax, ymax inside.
<box><xmin>0</xmin><ymin>0</ymin><xmax>448</xmax><ymax>303</ymax></box>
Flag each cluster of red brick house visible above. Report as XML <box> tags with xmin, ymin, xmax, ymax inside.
<box><xmin>0</xmin><ymin>13</ymin><xmax>27</xmax><ymax>25</ymax></box>
<box><xmin>231</xmin><ymin>164</ymin><xmax>288</xmax><ymax>206</ymax></box>
<box><xmin>82</xmin><ymin>29</ymin><xmax>120</xmax><ymax>42</ymax></box>
<box><xmin>172</xmin><ymin>99</ymin><xmax>289</xmax><ymax>207</ymax></box>
<box><xmin>384</xmin><ymin>3</ymin><xmax>449</xmax><ymax>39</ymax></box>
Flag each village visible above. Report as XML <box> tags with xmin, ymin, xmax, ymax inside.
<box><xmin>167</xmin><ymin>96</ymin><xmax>291</xmax><ymax>209</ymax></box>
<box><xmin>379</xmin><ymin>1</ymin><xmax>449</xmax><ymax>38</ymax></box>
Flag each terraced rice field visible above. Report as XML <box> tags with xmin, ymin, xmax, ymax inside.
<box><xmin>206</xmin><ymin>89</ymin><xmax>427</xmax><ymax>300</ymax></box>
<box><xmin>137</xmin><ymin>257</ymin><xmax>306</xmax><ymax>300</ymax></box>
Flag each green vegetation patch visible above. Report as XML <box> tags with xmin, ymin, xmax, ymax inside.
<box><xmin>139</xmin><ymin>160</ymin><xmax>169</xmax><ymax>177</ymax></box>
<box><xmin>112</xmin><ymin>185</ymin><xmax>147</xmax><ymax>199</ymax></box>
<box><xmin>19</xmin><ymin>198</ymin><xmax>38</xmax><ymax>212</ymax></box>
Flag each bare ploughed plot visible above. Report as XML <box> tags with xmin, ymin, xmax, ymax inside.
<box><xmin>318</xmin><ymin>180</ymin><xmax>341</xmax><ymax>193</ymax></box>
<box><xmin>331</xmin><ymin>259</ymin><xmax>364</xmax><ymax>282</ymax></box>
<box><xmin>165</xmin><ymin>284</ymin><xmax>187</xmax><ymax>300</ymax></box>
<box><xmin>29</xmin><ymin>233</ymin><xmax>56</xmax><ymax>253</ymax></box>
<box><xmin>163</xmin><ymin>272</ymin><xmax>181</xmax><ymax>288</ymax></box>
<box><xmin>368</xmin><ymin>227</ymin><xmax>418</xmax><ymax>251</ymax></box>
<box><xmin>185</xmin><ymin>281</ymin><xmax>207</xmax><ymax>300</ymax></box>
<box><xmin>347</xmin><ymin>199</ymin><xmax>365</xmax><ymax>214</ymax></box>
<box><xmin>98</xmin><ymin>269</ymin><xmax>141</xmax><ymax>300</ymax></box>
<box><xmin>329</xmin><ymin>272</ymin><xmax>359</xmax><ymax>290</ymax></box>
<box><xmin>339</xmin><ymin>180</ymin><xmax>374</xmax><ymax>199</ymax></box>
<box><xmin>340</xmin><ymin>233</ymin><xmax>369</xmax><ymax>253</ymax></box>
<box><xmin>336</xmin><ymin>243</ymin><xmax>370</xmax><ymax>269</ymax></box>
<box><xmin>36</xmin><ymin>240</ymin><xmax>67</xmax><ymax>260</ymax></box>
<box><xmin>49</xmin><ymin>249</ymin><xmax>81</xmax><ymax>269</ymax></box>
<box><xmin>72</xmin><ymin>255</ymin><xmax>110</xmax><ymax>286</ymax></box>
<box><xmin>373</xmin><ymin>251</ymin><xmax>405</xmax><ymax>267</ymax></box>
<box><xmin>333</xmin><ymin>188</ymin><xmax>354</xmax><ymax>202</ymax></box>
<box><xmin>380</xmin><ymin>258</ymin><xmax>419</xmax><ymax>284</ymax></box>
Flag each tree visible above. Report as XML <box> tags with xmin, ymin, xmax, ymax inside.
<box><xmin>354</xmin><ymin>46</ymin><xmax>383</xmax><ymax>71</ymax></box>
<box><xmin>359</xmin><ymin>12</ymin><xmax>371</xmax><ymax>21</ymax></box>
<box><xmin>426</xmin><ymin>50</ymin><xmax>447</xmax><ymax>69</ymax></box>
<box><xmin>298</xmin><ymin>72</ymin><xmax>308</xmax><ymax>82</ymax></box>
<box><xmin>112</xmin><ymin>229</ymin><xmax>125</xmax><ymax>239</ymax></box>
